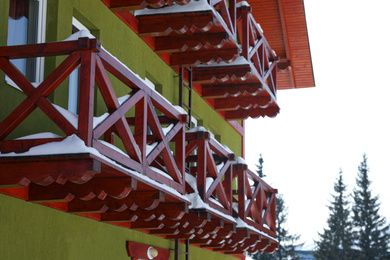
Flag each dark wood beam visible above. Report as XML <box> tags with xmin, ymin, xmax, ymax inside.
<box><xmin>201</xmin><ymin>83</ymin><xmax>263</xmax><ymax>98</ymax></box>
<box><xmin>214</xmin><ymin>96</ymin><xmax>271</xmax><ymax>111</ymax></box>
<box><xmin>169</xmin><ymin>48</ymin><xmax>239</xmax><ymax>68</ymax></box>
<box><xmin>0</xmin><ymin>156</ymin><xmax>100</xmax><ymax>188</ymax></box>
<box><xmin>193</xmin><ymin>65</ymin><xmax>251</xmax><ymax>84</ymax></box>
<box><xmin>154</xmin><ymin>32</ymin><xmax>230</xmax><ymax>53</ymax></box>
<box><xmin>224</xmin><ymin>105</ymin><xmax>279</xmax><ymax>120</ymax></box>
<box><xmin>102</xmin><ymin>0</ymin><xmax>191</xmax><ymax>11</ymax></box>
<box><xmin>136</xmin><ymin>12</ymin><xmax>215</xmax><ymax>37</ymax></box>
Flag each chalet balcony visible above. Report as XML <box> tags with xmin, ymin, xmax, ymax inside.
<box><xmin>0</xmin><ymin>37</ymin><xmax>277</xmax><ymax>255</ymax></box>
<box><xmin>102</xmin><ymin>0</ymin><xmax>280</xmax><ymax>120</ymax></box>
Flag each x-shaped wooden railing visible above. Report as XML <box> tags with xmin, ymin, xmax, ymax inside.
<box><xmin>0</xmin><ymin>37</ymin><xmax>187</xmax><ymax>193</ymax></box>
<box><xmin>208</xmin><ymin>0</ymin><xmax>236</xmax><ymax>40</ymax></box>
<box><xmin>237</xmin><ymin>4</ymin><xmax>278</xmax><ymax>99</ymax></box>
<box><xmin>185</xmin><ymin>128</ymin><xmax>235</xmax><ymax>215</ymax></box>
<box><xmin>233</xmin><ymin>161</ymin><xmax>277</xmax><ymax>238</ymax></box>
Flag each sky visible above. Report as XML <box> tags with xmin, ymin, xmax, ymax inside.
<box><xmin>245</xmin><ymin>0</ymin><xmax>390</xmax><ymax>250</ymax></box>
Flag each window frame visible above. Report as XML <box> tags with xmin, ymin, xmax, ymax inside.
<box><xmin>6</xmin><ymin>0</ymin><xmax>47</xmax><ymax>87</ymax></box>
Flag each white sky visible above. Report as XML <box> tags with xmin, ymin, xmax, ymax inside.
<box><xmin>245</xmin><ymin>0</ymin><xmax>390</xmax><ymax>249</ymax></box>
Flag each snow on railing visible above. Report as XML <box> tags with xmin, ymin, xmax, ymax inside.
<box><xmin>233</xmin><ymin>157</ymin><xmax>277</xmax><ymax>238</ymax></box>
<box><xmin>237</xmin><ymin>3</ymin><xmax>279</xmax><ymax>99</ymax></box>
<box><xmin>185</xmin><ymin>126</ymin><xmax>236</xmax><ymax>215</ymax></box>
<box><xmin>0</xmin><ymin>35</ymin><xmax>188</xmax><ymax>194</ymax></box>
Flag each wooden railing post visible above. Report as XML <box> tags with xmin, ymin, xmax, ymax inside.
<box><xmin>234</xmin><ymin>162</ymin><xmax>248</xmax><ymax>220</ymax></box>
<box><xmin>229</xmin><ymin>0</ymin><xmax>236</xmax><ymax>35</ymax></box>
<box><xmin>174</xmin><ymin>119</ymin><xmax>186</xmax><ymax>190</ymax></box>
<box><xmin>197</xmin><ymin>136</ymin><xmax>207</xmax><ymax>200</ymax></box>
<box><xmin>134</xmin><ymin>96</ymin><xmax>147</xmax><ymax>173</ymax></box>
<box><xmin>78</xmin><ymin>38</ymin><xmax>99</xmax><ymax>146</ymax></box>
<box><xmin>240</xmin><ymin>6</ymin><xmax>251</xmax><ymax>60</ymax></box>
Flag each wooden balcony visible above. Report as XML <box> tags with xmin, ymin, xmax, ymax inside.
<box><xmin>102</xmin><ymin>0</ymin><xmax>280</xmax><ymax>120</ymax></box>
<box><xmin>0</xmin><ymin>38</ymin><xmax>277</xmax><ymax>255</ymax></box>
<box><xmin>193</xmin><ymin>3</ymin><xmax>280</xmax><ymax>120</ymax></box>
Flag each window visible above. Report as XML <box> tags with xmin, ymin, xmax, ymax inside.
<box><xmin>68</xmin><ymin>17</ymin><xmax>90</xmax><ymax>114</ymax></box>
<box><xmin>7</xmin><ymin>0</ymin><xmax>47</xmax><ymax>83</ymax></box>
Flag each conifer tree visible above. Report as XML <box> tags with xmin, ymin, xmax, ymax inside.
<box><xmin>252</xmin><ymin>154</ymin><xmax>301</xmax><ymax>260</ymax></box>
<box><xmin>256</xmin><ymin>153</ymin><xmax>265</xmax><ymax>178</ymax></box>
<box><xmin>313</xmin><ymin>170</ymin><xmax>354</xmax><ymax>260</ymax></box>
<box><xmin>352</xmin><ymin>154</ymin><xmax>390</xmax><ymax>260</ymax></box>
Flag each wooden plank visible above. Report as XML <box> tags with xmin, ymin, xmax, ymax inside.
<box><xmin>0</xmin><ymin>157</ymin><xmax>99</xmax><ymax>188</ymax></box>
<box><xmin>0</xmin><ymin>40</ymin><xmax>82</xmax><ymax>59</ymax></box>
<box><xmin>136</xmin><ymin>12</ymin><xmax>215</xmax><ymax>37</ymax></box>
<box><xmin>169</xmin><ymin>48</ymin><xmax>239</xmax><ymax>68</ymax></box>
<box><xmin>197</xmin><ymin>139</ymin><xmax>207</xmax><ymax>200</ymax></box>
<box><xmin>193</xmin><ymin>65</ymin><xmax>252</xmax><ymax>84</ymax></box>
<box><xmin>214</xmin><ymin>95</ymin><xmax>271</xmax><ymax>111</ymax></box>
<box><xmin>0</xmin><ymin>138</ymin><xmax>64</xmax><ymax>153</ymax></box>
<box><xmin>115</xmin><ymin>116</ymin><xmax>143</xmax><ymax>163</ymax></box>
<box><xmin>105</xmin><ymin>0</ymin><xmax>190</xmax><ymax>12</ymax></box>
<box><xmin>224</xmin><ymin>105</ymin><xmax>279</xmax><ymax>120</ymax></box>
<box><xmin>130</xmin><ymin>219</ymin><xmax>165</xmax><ymax>230</ymax></box>
<box><xmin>101</xmin><ymin>210</ymin><xmax>138</xmax><ymax>222</ymax></box>
<box><xmin>78</xmin><ymin>50</ymin><xmax>96</xmax><ymax>146</ymax></box>
<box><xmin>27</xmin><ymin>177</ymin><xmax>136</xmax><ymax>202</ymax></box>
<box><xmin>174</xmin><ymin>126</ymin><xmax>185</xmax><ymax>187</ymax></box>
<box><xmin>95</xmin><ymin>55</ymin><xmax>121</xmax><ymax>111</ymax></box>
<box><xmin>92</xmin><ymin>139</ymin><xmax>143</xmax><ymax>173</ymax></box>
<box><xmin>0</xmin><ymin>56</ymin><xmax>35</xmax><ymax>95</ymax></box>
<box><xmin>93</xmin><ymin>90</ymin><xmax>144</xmax><ymax>139</ymax></box>
<box><xmin>67</xmin><ymin>190</ymin><xmax>163</xmax><ymax>213</ymax></box>
<box><xmin>134</xmin><ymin>96</ymin><xmax>147</xmax><ymax>172</ymax></box>
<box><xmin>99</xmin><ymin>48</ymin><xmax>144</xmax><ymax>90</ymax></box>
<box><xmin>154</xmin><ymin>32</ymin><xmax>229</xmax><ymax>53</ymax></box>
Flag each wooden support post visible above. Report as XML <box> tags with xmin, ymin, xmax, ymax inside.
<box><xmin>175</xmin><ymin>126</ymin><xmax>186</xmax><ymax>192</ymax></box>
<box><xmin>134</xmin><ymin>96</ymin><xmax>147</xmax><ymax>172</ymax></box>
<box><xmin>235</xmin><ymin>164</ymin><xmax>247</xmax><ymax>220</ymax></box>
<box><xmin>197</xmin><ymin>138</ymin><xmax>207</xmax><ymax>201</ymax></box>
<box><xmin>241</xmin><ymin>8</ymin><xmax>249</xmax><ymax>60</ymax></box>
<box><xmin>78</xmin><ymin>49</ymin><xmax>96</xmax><ymax>146</ymax></box>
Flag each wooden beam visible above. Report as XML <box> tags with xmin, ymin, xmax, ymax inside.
<box><xmin>201</xmin><ymin>83</ymin><xmax>261</xmax><ymax>99</ymax></box>
<box><xmin>27</xmin><ymin>177</ymin><xmax>137</xmax><ymax>203</ymax></box>
<box><xmin>224</xmin><ymin>105</ymin><xmax>279</xmax><ymax>120</ymax></box>
<box><xmin>0</xmin><ymin>138</ymin><xmax>64</xmax><ymax>153</ymax></box>
<box><xmin>136</xmin><ymin>12</ymin><xmax>215</xmax><ymax>37</ymax></box>
<box><xmin>0</xmin><ymin>156</ymin><xmax>100</xmax><ymax>188</ymax></box>
<box><xmin>169</xmin><ymin>48</ymin><xmax>239</xmax><ymax>68</ymax></box>
<box><xmin>66</xmin><ymin>190</ymin><xmax>164</xmax><ymax>213</ymax></box>
<box><xmin>101</xmin><ymin>210</ymin><xmax>138</xmax><ymax>222</ymax></box>
<box><xmin>182</xmin><ymin>211</ymin><xmax>211</xmax><ymax>228</ymax></box>
<box><xmin>0</xmin><ymin>39</ymin><xmax>86</xmax><ymax>59</ymax></box>
<box><xmin>214</xmin><ymin>95</ymin><xmax>271</xmax><ymax>111</ymax></box>
<box><xmin>130</xmin><ymin>219</ymin><xmax>165</xmax><ymax>230</ymax></box>
<box><xmin>154</xmin><ymin>32</ymin><xmax>230</xmax><ymax>53</ymax></box>
<box><xmin>193</xmin><ymin>65</ymin><xmax>251</xmax><ymax>84</ymax></box>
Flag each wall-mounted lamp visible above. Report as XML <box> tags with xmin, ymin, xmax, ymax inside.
<box><xmin>127</xmin><ymin>241</ymin><xmax>170</xmax><ymax>260</ymax></box>
<box><xmin>147</xmin><ymin>247</ymin><xmax>158</xmax><ymax>259</ymax></box>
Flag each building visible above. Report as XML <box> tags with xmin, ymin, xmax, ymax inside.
<box><xmin>0</xmin><ymin>0</ymin><xmax>314</xmax><ymax>259</ymax></box>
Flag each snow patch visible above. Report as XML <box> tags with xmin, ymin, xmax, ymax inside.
<box><xmin>134</xmin><ymin>0</ymin><xmax>212</xmax><ymax>16</ymax></box>
<box><xmin>15</xmin><ymin>132</ymin><xmax>62</xmax><ymax>140</ymax></box>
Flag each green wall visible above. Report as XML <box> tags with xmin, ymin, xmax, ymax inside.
<box><xmin>0</xmin><ymin>194</ymin><xmax>238</xmax><ymax>260</ymax></box>
<box><xmin>0</xmin><ymin>0</ymin><xmax>243</xmax><ymax>258</ymax></box>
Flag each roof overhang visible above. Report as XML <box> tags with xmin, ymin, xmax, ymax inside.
<box><xmin>247</xmin><ymin>0</ymin><xmax>315</xmax><ymax>89</ymax></box>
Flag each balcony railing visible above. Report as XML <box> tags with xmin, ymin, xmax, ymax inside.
<box><xmin>103</xmin><ymin>0</ymin><xmax>280</xmax><ymax>120</ymax></box>
<box><xmin>0</xmin><ymin>38</ymin><xmax>277</xmax><ymax>255</ymax></box>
